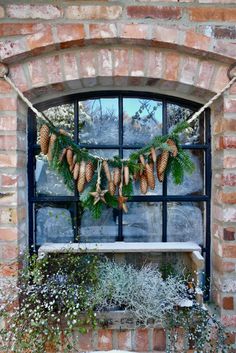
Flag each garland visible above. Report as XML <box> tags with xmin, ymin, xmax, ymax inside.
<box><xmin>39</xmin><ymin>120</ymin><xmax>195</xmax><ymax>219</ymax></box>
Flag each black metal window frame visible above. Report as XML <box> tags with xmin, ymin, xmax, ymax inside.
<box><xmin>28</xmin><ymin>91</ymin><xmax>211</xmax><ymax>285</ymax></box>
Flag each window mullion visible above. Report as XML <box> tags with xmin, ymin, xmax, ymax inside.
<box><xmin>118</xmin><ymin>95</ymin><xmax>124</xmax><ymax>241</ymax></box>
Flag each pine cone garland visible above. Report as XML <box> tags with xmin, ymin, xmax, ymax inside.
<box><xmin>167</xmin><ymin>139</ymin><xmax>178</xmax><ymax>157</ymax></box>
<box><xmin>85</xmin><ymin>161</ymin><xmax>94</xmax><ymax>183</ymax></box>
<box><xmin>73</xmin><ymin>163</ymin><xmax>80</xmax><ymax>180</ymax></box>
<box><xmin>124</xmin><ymin>166</ymin><xmax>130</xmax><ymax>186</ymax></box>
<box><xmin>59</xmin><ymin>128</ymin><xmax>69</xmax><ymax>136</ymax></box>
<box><xmin>66</xmin><ymin>148</ymin><xmax>73</xmax><ymax>166</ymax></box>
<box><xmin>108</xmin><ymin>181</ymin><xmax>116</xmax><ymax>196</ymax></box>
<box><xmin>139</xmin><ymin>154</ymin><xmax>145</xmax><ymax>166</ymax></box>
<box><xmin>150</xmin><ymin>147</ymin><xmax>157</xmax><ymax>163</ymax></box>
<box><xmin>59</xmin><ymin>148</ymin><xmax>67</xmax><ymax>162</ymax></box>
<box><xmin>102</xmin><ymin>161</ymin><xmax>111</xmax><ymax>181</ymax></box>
<box><xmin>40</xmin><ymin>124</ymin><xmax>50</xmax><ymax>155</ymax></box>
<box><xmin>140</xmin><ymin>175</ymin><xmax>148</xmax><ymax>194</ymax></box>
<box><xmin>145</xmin><ymin>163</ymin><xmax>155</xmax><ymax>190</ymax></box>
<box><xmin>157</xmin><ymin>172</ymin><xmax>164</xmax><ymax>183</ymax></box>
<box><xmin>47</xmin><ymin>134</ymin><xmax>57</xmax><ymax>162</ymax></box>
<box><xmin>157</xmin><ymin>150</ymin><xmax>169</xmax><ymax>175</ymax></box>
<box><xmin>77</xmin><ymin>160</ymin><xmax>86</xmax><ymax>193</ymax></box>
<box><xmin>113</xmin><ymin>168</ymin><xmax>121</xmax><ymax>186</ymax></box>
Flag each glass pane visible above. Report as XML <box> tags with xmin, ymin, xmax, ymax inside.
<box><xmin>36</xmin><ymin>204</ymin><xmax>75</xmax><ymax>245</ymax></box>
<box><xmin>167</xmin><ymin>103</ymin><xmax>204</xmax><ymax>144</ymax></box>
<box><xmin>87</xmin><ymin>149</ymin><xmax>119</xmax><ymax>160</ymax></box>
<box><xmin>167</xmin><ymin>150</ymin><xmax>204</xmax><ymax>195</ymax></box>
<box><xmin>79</xmin><ymin>208</ymin><xmax>118</xmax><ymax>243</ymax></box>
<box><xmin>35</xmin><ymin>154</ymin><xmax>73</xmax><ymax>196</ymax></box>
<box><xmin>123</xmin><ymin>98</ymin><xmax>162</xmax><ymax>145</ymax></box>
<box><xmin>123</xmin><ymin>202</ymin><xmax>162</xmax><ymax>242</ymax></box>
<box><xmin>123</xmin><ymin>149</ymin><xmax>162</xmax><ymax>195</ymax></box>
<box><xmin>37</xmin><ymin>103</ymin><xmax>74</xmax><ymax>143</ymax></box>
<box><xmin>79</xmin><ymin>98</ymin><xmax>119</xmax><ymax>145</ymax></box>
<box><xmin>167</xmin><ymin>202</ymin><xmax>204</xmax><ymax>245</ymax></box>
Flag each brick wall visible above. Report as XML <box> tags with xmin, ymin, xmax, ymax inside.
<box><xmin>0</xmin><ymin>0</ymin><xmax>236</xmax><ymax>351</ymax></box>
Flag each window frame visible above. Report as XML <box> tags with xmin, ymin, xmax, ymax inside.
<box><xmin>28</xmin><ymin>91</ymin><xmax>211</xmax><ymax>287</ymax></box>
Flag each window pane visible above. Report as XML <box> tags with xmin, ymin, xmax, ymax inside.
<box><xmin>123</xmin><ymin>202</ymin><xmax>162</xmax><ymax>242</ymax></box>
<box><xmin>167</xmin><ymin>103</ymin><xmax>204</xmax><ymax>144</ymax></box>
<box><xmin>123</xmin><ymin>149</ymin><xmax>162</xmax><ymax>195</ymax></box>
<box><xmin>123</xmin><ymin>98</ymin><xmax>162</xmax><ymax>145</ymax></box>
<box><xmin>35</xmin><ymin>154</ymin><xmax>73</xmax><ymax>196</ymax></box>
<box><xmin>87</xmin><ymin>149</ymin><xmax>119</xmax><ymax>160</ymax></box>
<box><xmin>79</xmin><ymin>208</ymin><xmax>118</xmax><ymax>243</ymax></box>
<box><xmin>36</xmin><ymin>204</ymin><xmax>75</xmax><ymax>245</ymax></box>
<box><xmin>167</xmin><ymin>150</ymin><xmax>204</xmax><ymax>195</ymax></box>
<box><xmin>37</xmin><ymin>103</ymin><xmax>74</xmax><ymax>142</ymax></box>
<box><xmin>79</xmin><ymin>98</ymin><xmax>119</xmax><ymax>145</ymax></box>
<box><xmin>167</xmin><ymin>202</ymin><xmax>204</xmax><ymax>245</ymax></box>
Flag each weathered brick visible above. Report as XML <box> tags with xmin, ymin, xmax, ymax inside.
<box><xmin>180</xmin><ymin>56</ymin><xmax>199</xmax><ymax>85</ymax></box>
<box><xmin>221</xmin><ymin>315</ymin><xmax>236</xmax><ymax>327</ymax></box>
<box><xmin>0</xmin><ymin>262</ymin><xmax>18</xmax><ymax>277</ymax></box>
<box><xmin>153</xmin><ymin>328</ymin><xmax>166</xmax><ymax>350</ymax></box>
<box><xmin>89</xmin><ymin>24</ymin><xmax>117</xmax><ymax>39</ymax></box>
<box><xmin>135</xmin><ymin>328</ymin><xmax>148</xmax><ymax>351</ymax></box>
<box><xmin>185</xmin><ymin>31</ymin><xmax>211</xmax><ymax>51</ymax></box>
<box><xmin>197</xmin><ymin>60</ymin><xmax>214</xmax><ymax>89</ymax></box>
<box><xmin>10</xmin><ymin>64</ymin><xmax>29</xmax><ymax>92</ymax></box>
<box><xmin>163</xmin><ymin>52</ymin><xmax>180</xmax><ymax>81</ymax></box>
<box><xmin>127</xmin><ymin>6</ymin><xmax>182</xmax><ymax>20</ymax></box>
<box><xmin>0</xmin><ymin>6</ymin><xmax>4</xmax><ymax>18</ymax></box>
<box><xmin>0</xmin><ymin>98</ymin><xmax>17</xmax><ymax>112</ymax></box>
<box><xmin>224</xmin><ymin>98</ymin><xmax>236</xmax><ymax>113</ymax></box>
<box><xmin>224</xmin><ymin>156</ymin><xmax>236</xmax><ymax>169</ymax></box>
<box><xmin>117</xmin><ymin>330</ymin><xmax>132</xmax><ymax>350</ymax></box>
<box><xmin>0</xmin><ymin>39</ymin><xmax>26</xmax><ymax>61</ymax></box>
<box><xmin>98</xmin><ymin>49</ymin><xmax>112</xmax><ymax>77</ymax></box>
<box><xmin>0</xmin><ymin>243</ymin><xmax>18</xmax><ymax>261</ymax></box>
<box><xmin>0</xmin><ymin>23</ymin><xmax>46</xmax><ymax>37</ymax></box>
<box><xmin>224</xmin><ymin>227</ymin><xmax>235</xmax><ymax>240</ymax></box>
<box><xmin>6</xmin><ymin>4</ymin><xmax>62</xmax><ymax>19</ymax></box>
<box><xmin>219</xmin><ymin>136</ymin><xmax>236</xmax><ymax>150</ymax></box>
<box><xmin>120</xmin><ymin>24</ymin><xmax>149</xmax><ymax>40</ymax></box>
<box><xmin>223</xmin><ymin>297</ymin><xmax>234</xmax><ymax>310</ymax></box>
<box><xmin>79</xmin><ymin>50</ymin><xmax>96</xmax><ymax>78</ymax></box>
<box><xmin>130</xmin><ymin>48</ymin><xmax>145</xmax><ymax>77</ymax></box>
<box><xmin>152</xmin><ymin>25</ymin><xmax>178</xmax><ymax>44</ymax></box>
<box><xmin>0</xmin><ymin>80</ymin><xmax>11</xmax><ymax>93</ymax></box>
<box><xmin>27</xmin><ymin>27</ymin><xmax>54</xmax><ymax>51</ymax></box>
<box><xmin>76</xmin><ymin>330</ymin><xmax>93</xmax><ymax>351</ymax></box>
<box><xmin>98</xmin><ymin>329</ymin><xmax>113</xmax><ymax>350</ymax></box>
<box><xmin>222</xmin><ymin>173</ymin><xmax>236</xmax><ymax>186</ymax></box>
<box><xmin>147</xmin><ymin>50</ymin><xmax>163</xmax><ymax>79</ymax></box>
<box><xmin>212</xmin><ymin>254</ymin><xmax>235</xmax><ymax>273</ymax></box>
<box><xmin>189</xmin><ymin>7</ymin><xmax>236</xmax><ymax>22</ymax></box>
<box><xmin>113</xmin><ymin>48</ymin><xmax>129</xmax><ymax>77</ymax></box>
<box><xmin>214</xmin><ymin>26</ymin><xmax>236</xmax><ymax>39</ymax></box>
<box><xmin>0</xmin><ymin>228</ymin><xmax>17</xmax><ymax>241</ymax></box>
<box><xmin>214</xmin><ymin>40</ymin><xmax>236</xmax><ymax>59</ymax></box>
<box><xmin>214</xmin><ymin>119</ymin><xmax>236</xmax><ymax>134</ymax></box>
<box><xmin>65</xmin><ymin>6</ymin><xmax>122</xmax><ymax>20</ymax></box>
<box><xmin>63</xmin><ymin>53</ymin><xmax>79</xmax><ymax>81</ymax></box>
<box><xmin>56</xmin><ymin>24</ymin><xmax>85</xmax><ymax>47</ymax></box>
<box><xmin>44</xmin><ymin>56</ymin><xmax>62</xmax><ymax>84</ymax></box>
<box><xmin>28</xmin><ymin>59</ymin><xmax>47</xmax><ymax>88</ymax></box>
<box><xmin>223</xmin><ymin>243</ymin><xmax>236</xmax><ymax>258</ymax></box>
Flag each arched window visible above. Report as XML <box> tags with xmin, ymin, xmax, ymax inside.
<box><xmin>28</xmin><ymin>91</ymin><xmax>211</xmax><ymax>277</ymax></box>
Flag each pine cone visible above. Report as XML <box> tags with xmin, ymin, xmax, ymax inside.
<box><xmin>145</xmin><ymin>163</ymin><xmax>155</xmax><ymax>190</ymax></box>
<box><xmin>85</xmin><ymin>161</ymin><xmax>94</xmax><ymax>183</ymax></box>
<box><xmin>113</xmin><ymin>168</ymin><xmax>121</xmax><ymax>186</ymax></box>
<box><xmin>40</xmin><ymin>124</ymin><xmax>50</xmax><ymax>155</ymax></box>
<box><xmin>167</xmin><ymin>139</ymin><xmax>178</xmax><ymax>157</ymax></box>
<box><xmin>47</xmin><ymin>134</ymin><xmax>57</xmax><ymax>162</ymax></box>
<box><xmin>108</xmin><ymin>181</ymin><xmax>116</xmax><ymax>196</ymax></box>
<box><xmin>77</xmin><ymin>160</ymin><xmax>86</xmax><ymax>193</ymax></box>
<box><xmin>150</xmin><ymin>147</ymin><xmax>157</xmax><ymax>163</ymax></box>
<box><xmin>157</xmin><ymin>172</ymin><xmax>164</xmax><ymax>183</ymax></box>
<box><xmin>59</xmin><ymin>148</ymin><xmax>67</xmax><ymax>162</ymax></box>
<box><xmin>66</xmin><ymin>148</ymin><xmax>73</xmax><ymax>166</ymax></box>
<box><xmin>124</xmin><ymin>165</ymin><xmax>130</xmax><ymax>186</ymax></box>
<box><xmin>73</xmin><ymin>163</ymin><xmax>80</xmax><ymax>180</ymax></box>
<box><xmin>59</xmin><ymin>128</ymin><xmax>69</xmax><ymax>136</ymax></box>
<box><xmin>140</xmin><ymin>175</ymin><xmax>148</xmax><ymax>194</ymax></box>
<box><xmin>102</xmin><ymin>160</ymin><xmax>111</xmax><ymax>181</ymax></box>
<box><xmin>157</xmin><ymin>150</ymin><xmax>169</xmax><ymax>175</ymax></box>
<box><xmin>139</xmin><ymin>154</ymin><xmax>145</xmax><ymax>166</ymax></box>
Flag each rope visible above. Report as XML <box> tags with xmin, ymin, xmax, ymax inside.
<box><xmin>188</xmin><ymin>75</ymin><xmax>236</xmax><ymax>124</ymax></box>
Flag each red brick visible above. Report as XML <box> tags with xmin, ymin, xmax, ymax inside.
<box><xmin>98</xmin><ymin>49</ymin><xmax>112</xmax><ymax>77</ymax></box>
<box><xmin>80</xmin><ymin>50</ymin><xmax>96</xmax><ymax>78</ymax></box>
<box><xmin>222</xmin><ymin>173</ymin><xmax>236</xmax><ymax>186</ymax></box>
<box><xmin>221</xmin><ymin>315</ymin><xmax>236</xmax><ymax>327</ymax></box>
<box><xmin>223</xmin><ymin>244</ymin><xmax>236</xmax><ymax>258</ymax></box>
<box><xmin>223</xmin><ymin>297</ymin><xmax>234</xmax><ymax>310</ymax></box>
<box><xmin>113</xmin><ymin>48</ymin><xmax>129</xmax><ymax>77</ymax></box>
<box><xmin>147</xmin><ymin>50</ymin><xmax>163</xmax><ymax>78</ymax></box>
<box><xmin>214</xmin><ymin>26</ymin><xmax>236</xmax><ymax>40</ymax></box>
<box><xmin>197</xmin><ymin>60</ymin><xmax>215</xmax><ymax>89</ymax></box>
<box><xmin>224</xmin><ymin>156</ymin><xmax>236</xmax><ymax>169</ymax></box>
<box><xmin>0</xmin><ymin>80</ymin><xmax>11</xmax><ymax>93</ymax></box>
<box><xmin>89</xmin><ymin>24</ymin><xmax>117</xmax><ymax>39</ymax></box>
<box><xmin>27</xmin><ymin>27</ymin><xmax>54</xmax><ymax>51</ymax></box>
<box><xmin>130</xmin><ymin>48</ymin><xmax>145</xmax><ymax>77</ymax></box>
<box><xmin>0</xmin><ymin>6</ymin><xmax>4</xmax><ymax>18</ymax></box>
<box><xmin>135</xmin><ymin>328</ymin><xmax>148</xmax><ymax>351</ymax></box>
<box><xmin>44</xmin><ymin>56</ymin><xmax>62</xmax><ymax>84</ymax></box>
<box><xmin>185</xmin><ymin>31</ymin><xmax>211</xmax><ymax>51</ymax></box>
<box><xmin>0</xmin><ymin>23</ymin><xmax>46</xmax><ymax>37</ymax></box>
<box><xmin>56</xmin><ymin>24</ymin><xmax>85</xmax><ymax>48</ymax></box>
<box><xmin>0</xmin><ymin>228</ymin><xmax>17</xmax><ymax>241</ymax></box>
<box><xmin>218</xmin><ymin>136</ymin><xmax>236</xmax><ymax>149</ymax></box>
<box><xmin>225</xmin><ymin>332</ymin><xmax>236</xmax><ymax>345</ymax></box>
<box><xmin>117</xmin><ymin>331</ymin><xmax>132</xmax><ymax>350</ymax></box>
<box><xmin>153</xmin><ymin>328</ymin><xmax>166</xmax><ymax>350</ymax></box>
<box><xmin>120</xmin><ymin>24</ymin><xmax>149</xmax><ymax>40</ymax></box>
<box><xmin>9</xmin><ymin>64</ymin><xmax>29</xmax><ymax>92</ymax></box>
<box><xmin>214</xmin><ymin>40</ymin><xmax>236</xmax><ymax>60</ymax></box>
<box><xmin>6</xmin><ymin>4</ymin><xmax>62</xmax><ymax>19</ymax></box>
<box><xmin>181</xmin><ymin>56</ymin><xmax>199</xmax><ymax>85</ymax></box>
<box><xmin>0</xmin><ymin>243</ymin><xmax>18</xmax><ymax>261</ymax></box>
<box><xmin>189</xmin><ymin>7</ymin><xmax>236</xmax><ymax>22</ymax></box>
<box><xmin>152</xmin><ymin>25</ymin><xmax>178</xmax><ymax>44</ymax></box>
<box><xmin>63</xmin><ymin>53</ymin><xmax>79</xmax><ymax>81</ymax></box>
<box><xmin>0</xmin><ymin>38</ymin><xmax>27</xmax><ymax>61</ymax></box>
<box><xmin>224</xmin><ymin>98</ymin><xmax>236</xmax><ymax>113</ymax></box>
<box><xmin>98</xmin><ymin>329</ymin><xmax>113</xmax><ymax>350</ymax></box>
<box><xmin>28</xmin><ymin>59</ymin><xmax>47</xmax><ymax>88</ymax></box>
<box><xmin>65</xmin><ymin>6</ymin><xmax>122</xmax><ymax>20</ymax></box>
<box><xmin>212</xmin><ymin>66</ymin><xmax>228</xmax><ymax>92</ymax></box>
<box><xmin>0</xmin><ymin>98</ymin><xmax>17</xmax><ymax>112</ymax></box>
<box><xmin>0</xmin><ymin>262</ymin><xmax>18</xmax><ymax>277</ymax></box>
<box><xmin>214</xmin><ymin>119</ymin><xmax>236</xmax><ymax>134</ymax></box>
<box><xmin>212</xmin><ymin>254</ymin><xmax>235</xmax><ymax>273</ymax></box>
<box><xmin>224</xmin><ymin>227</ymin><xmax>235</xmax><ymax>241</ymax></box>
<box><xmin>164</xmin><ymin>52</ymin><xmax>180</xmax><ymax>81</ymax></box>
<box><xmin>127</xmin><ymin>6</ymin><xmax>182</xmax><ymax>20</ymax></box>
